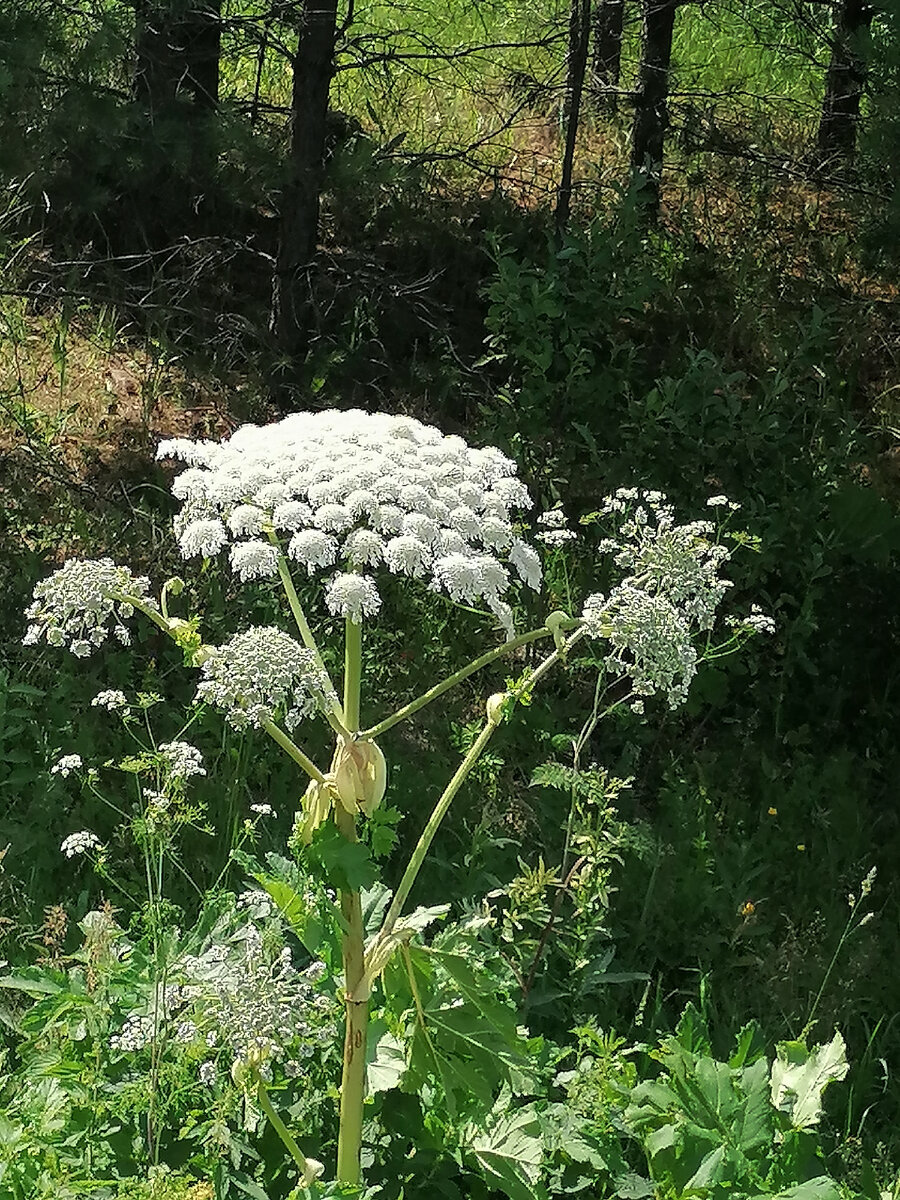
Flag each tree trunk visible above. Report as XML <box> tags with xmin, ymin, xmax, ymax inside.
<box><xmin>557</xmin><ymin>0</ymin><xmax>592</xmax><ymax>230</ymax></box>
<box><xmin>816</xmin><ymin>0</ymin><xmax>873</xmax><ymax>165</ymax></box>
<box><xmin>591</xmin><ymin>0</ymin><xmax>625</xmax><ymax>108</ymax></box>
<box><xmin>630</xmin><ymin>0</ymin><xmax>677</xmax><ymax>222</ymax></box>
<box><xmin>134</xmin><ymin>0</ymin><xmax>221</xmax><ymax>114</ymax></box>
<box><xmin>270</xmin><ymin>0</ymin><xmax>340</xmax><ymax>408</ymax></box>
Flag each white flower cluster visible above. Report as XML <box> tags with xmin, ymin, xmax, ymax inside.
<box><xmin>707</xmin><ymin>495</ymin><xmax>741</xmax><ymax>511</ymax></box>
<box><xmin>144</xmin><ymin>788</ymin><xmax>170</xmax><ymax>812</ymax></box>
<box><xmin>537</xmin><ymin>508</ymin><xmax>577</xmax><ymax>547</ymax></box>
<box><xmin>157</xmin><ymin>409</ymin><xmax>543</xmax><ymax>632</ymax></box>
<box><xmin>51</xmin><ymin>753</ymin><xmax>83</xmax><ymax>778</ymax></box>
<box><xmin>601</xmin><ymin>492</ymin><xmax>732</xmax><ymax>631</ymax></box>
<box><xmin>111</xmin><ymin>1013</ymin><xmax>155</xmax><ymax>1052</ymax></box>
<box><xmin>173</xmin><ymin>924</ymin><xmax>334</xmax><ymax>1071</ymax></box>
<box><xmin>196</xmin><ymin>626</ymin><xmax>331</xmax><ymax>731</ymax></box>
<box><xmin>91</xmin><ymin>689</ymin><xmax>130</xmax><ymax>712</ymax></box>
<box><xmin>727</xmin><ymin>604</ymin><xmax>777</xmax><ymax>636</ymax></box>
<box><xmin>237</xmin><ymin>888</ymin><xmax>275</xmax><ymax>918</ymax></box>
<box><xmin>159</xmin><ymin>740</ymin><xmax>206</xmax><ymax>779</ymax></box>
<box><xmin>250</xmin><ymin>802</ymin><xmax>275</xmax><ymax>817</ymax></box>
<box><xmin>60</xmin><ymin>829</ymin><xmax>100</xmax><ymax>857</ymax></box>
<box><xmin>23</xmin><ymin>559</ymin><xmax>156</xmax><ymax>657</ymax></box>
<box><xmin>581</xmin><ymin>490</ymin><xmax>737</xmax><ymax>708</ymax></box>
<box><xmin>583</xmin><ymin>586</ymin><xmax>697</xmax><ymax>708</ymax></box>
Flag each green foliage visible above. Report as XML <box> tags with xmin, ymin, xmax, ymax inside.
<box><xmin>624</xmin><ymin>1015</ymin><xmax>850</xmax><ymax>1199</ymax></box>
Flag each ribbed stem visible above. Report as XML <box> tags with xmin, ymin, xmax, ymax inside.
<box><xmin>374</xmin><ymin>626</ymin><xmax>586</xmax><ymax>950</ymax></box>
<box><xmin>335</xmin><ymin>616</ymin><xmax>368</xmax><ymax>1184</ymax></box>
<box><xmin>335</xmin><ymin>805</ymin><xmax>369</xmax><ymax>1184</ymax></box>
<box><xmin>343</xmin><ymin>617</ymin><xmax>362</xmax><ymax>732</ymax></box>
<box><xmin>256</xmin><ymin>1075</ymin><xmax>321</xmax><ymax>1186</ymax></box>
<box><xmin>260</xmin><ymin>719</ymin><xmax>327</xmax><ymax>784</ymax></box>
<box><xmin>360</xmin><ymin>623</ymin><xmax>578</xmax><ymax>740</ymax></box>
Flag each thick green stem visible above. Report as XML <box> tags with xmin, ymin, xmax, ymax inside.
<box><xmin>256</xmin><ymin>1075</ymin><xmax>322</xmax><ymax>1186</ymax></box>
<box><xmin>335</xmin><ymin>805</ymin><xmax>369</xmax><ymax>1184</ymax></box>
<box><xmin>335</xmin><ymin>617</ymin><xmax>368</xmax><ymax>1185</ymax></box>
<box><xmin>343</xmin><ymin>617</ymin><xmax>362</xmax><ymax>732</ymax></box>
<box><xmin>360</xmin><ymin>622</ymin><xmax>578</xmax><ymax>740</ymax></box>
<box><xmin>260</xmin><ymin>718</ymin><xmax>327</xmax><ymax>784</ymax></box>
<box><xmin>274</xmin><ymin>551</ymin><xmax>347</xmax><ymax>728</ymax></box>
<box><xmin>376</xmin><ymin>717</ymin><xmax>499</xmax><ymax>947</ymax></box>
<box><xmin>375</xmin><ymin>627</ymin><xmax>587</xmax><ymax>949</ymax></box>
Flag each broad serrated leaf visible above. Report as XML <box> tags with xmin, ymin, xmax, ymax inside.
<box><xmin>613</xmin><ymin>1172</ymin><xmax>655</xmax><ymax>1199</ymax></box>
<box><xmin>307</xmin><ymin>823</ymin><xmax>377</xmax><ymax>892</ymax></box>
<box><xmin>367</xmin><ymin>1024</ymin><xmax>407</xmax><ymax>1095</ymax></box>
<box><xmin>730</xmin><ymin>1021</ymin><xmax>767</xmax><ymax>1069</ymax></box>
<box><xmin>0</xmin><ymin>973</ymin><xmax>63</xmax><ymax>997</ymax></box>
<box><xmin>464</xmin><ymin>1105</ymin><xmax>547</xmax><ymax>1200</ymax></box>
<box><xmin>770</xmin><ymin>1033</ymin><xmax>848</xmax><ymax>1130</ymax></box>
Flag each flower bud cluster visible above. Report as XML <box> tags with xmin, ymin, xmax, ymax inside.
<box><xmin>158</xmin><ymin>409</ymin><xmax>543</xmax><ymax>632</ymax></box>
<box><xmin>23</xmin><ymin>559</ymin><xmax>156</xmax><ymax>656</ymax></box>
<box><xmin>583</xmin><ymin>585</ymin><xmax>697</xmax><ymax>708</ymax></box>
<box><xmin>196</xmin><ymin>626</ymin><xmax>332</xmax><ymax>731</ymax></box>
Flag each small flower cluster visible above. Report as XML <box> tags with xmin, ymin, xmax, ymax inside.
<box><xmin>51</xmin><ymin>753</ymin><xmax>83</xmax><ymax>778</ymax></box>
<box><xmin>196</xmin><ymin>626</ymin><xmax>332</xmax><ymax>731</ymax></box>
<box><xmin>727</xmin><ymin>604</ymin><xmax>777</xmax><ymax>636</ymax></box>
<box><xmin>23</xmin><ymin>559</ymin><xmax>156</xmax><ymax>657</ymax></box>
<box><xmin>581</xmin><ymin>489</ymin><xmax>760</xmax><ymax>708</ymax></box>
<box><xmin>173</xmin><ymin>922</ymin><xmax>334</xmax><ymax>1075</ymax></box>
<box><xmin>536</xmin><ymin>508</ymin><xmax>576</xmax><ymax>547</ymax></box>
<box><xmin>583</xmin><ymin>585</ymin><xmax>697</xmax><ymax>708</ymax></box>
<box><xmin>237</xmin><ymin>888</ymin><xmax>275</xmax><ymax>918</ymax></box>
<box><xmin>596</xmin><ymin>490</ymin><xmax>732</xmax><ymax>631</ymax></box>
<box><xmin>91</xmin><ymin>689</ymin><xmax>130</xmax><ymax>712</ymax></box>
<box><xmin>158</xmin><ymin>409</ymin><xmax>543</xmax><ymax>632</ymax></box>
<box><xmin>108</xmin><ymin>901</ymin><xmax>335</xmax><ymax>1078</ymax></box>
<box><xmin>250</xmin><ymin>802</ymin><xmax>275</xmax><ymax>817</ymax></box>
<box><xmin>159</xmin><ymin>740</ymin><xmax>206</xmax><ymax>780</ymax></box>
<box><xmin>60</xmin><ymin>830</ymin><xmax>101</xmax><ymax>858</ymax></box>
<box><xmin>111</xmin><ymin>1013</ymin><xmax>156</xmax><ymax>1052</ymax></box>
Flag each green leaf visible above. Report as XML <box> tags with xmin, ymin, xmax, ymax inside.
<box><xmin>463</xmin><ymin>1105</ymin><xmax>547</xmax><ymax>1200</ymax></box>
<box><xmin>674</xmin><ymin>1001</ymin><xmax>711</xmax><ymax>1055</ymax></box>
<box><xmin>748</xmin><ymin>1178</ymin><xmax>842</xmax><ymax>1200</ymax></box>
<box><xmin>0</xmin><ymin>974</ymin><xmax>63</xmax><ymax>997</ymax></box>
<box><xmin>307</xmin><ymin>823</ymin><xmax>377</xmax><ymax>892</ymax></box>
<box><xmin>770</xmin><ymin>1033</ymin><xmax>849</xmax><ymax>1131</ymax></box>
<box><xmin>613</xmin><ymin>1173</ymin><xmax>655</xmax><ymax>1199</ymax></box>
<box><xmin>730</xmin><ymin>1022</ymin><xmax>767</xmax><ymax>1069</ymax></box>
<box><xmin>367</xmin><ymin>1023</ymin><xmax>407</xmax><ymax>1094</ymax></box>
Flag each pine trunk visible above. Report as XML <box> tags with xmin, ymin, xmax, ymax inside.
<box><xmin>591</xmin><ymin>0</ymin><xmax>625</xmax><ymax>108</ymax></box>
<box><xmin>270</xmin><ymin>0</ymin><xmax>340</xmax><ymax>407</ymax></box>
<box><xmin>630</xmin><ymin>0</ymin><xmax>677</xmax><ymax>221</ymax></box>
<box><xmin>816</xmin><ymin>0</ymin><xmax>872</xmax><ymax>164</ymax></box>
<box><xmin>134</xmin><ymin>0</ymin><xmax>221</xmax><ymax>113</ymax></box>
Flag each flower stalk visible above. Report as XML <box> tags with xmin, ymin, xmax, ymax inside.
<box><xmin>335</xmin><ymin>615</ymin><xmax>369</xmax><ymax>1185</ymax></box>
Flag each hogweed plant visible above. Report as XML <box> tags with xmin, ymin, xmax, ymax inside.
<box><xmin>23</xmin><ymin>409</ymin><xmax>770</xmax><ymax>1191</ymax></box>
